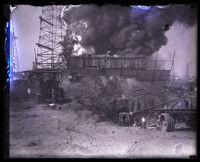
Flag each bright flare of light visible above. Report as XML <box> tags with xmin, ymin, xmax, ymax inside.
<box><xmin>137</xmin><ymin>5</ymin><xmax>151</xmax><ymax>10</ymax></box>
<box><xmin>73</xmin><ymin>44</ymin><xmax>85</xmax><ymax>56</ymax></box>
<box><xmin>77</xmin><ymin>35</ymin><xmax>82</xmax><ymax>41</ymax></box>
<box><xmin>156</xmin><ymin>5</ymin><xmax>171</xmax><ymax>9</ymax></box>
<box><xmin>130</xmin><ymin>5</ymin><xmax>151</xmax><ymax>10</ymax></box>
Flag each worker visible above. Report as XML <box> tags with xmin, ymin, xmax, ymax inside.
<box><xmin>137</xmin><ymin>98</ymin><xmax>142</xmax><ymax>110</ymax></box>
<box><xmin>27</xmin><ymin>87</ymin><xmax>31</xmax><ymax>95</ymax></box>
<box><xmin>59</xmin><ymin>87</ymin><xmax>65</xmax><ymax>103</ymax></box>
<box><xmin>129</xmin><ymin>111</ymin><xmax>133</xmax><ymax>126</ymax></box>
<box><xmin>125</xmin><ymin>113</ymin><xmax>131</xmax><ymax>126</ymax></box>
<box><xmin>118</xmin><ymin>112</ymin><xmax>124</xmax><ymax>126</ymax></box>
<box><xmin>118</xmin><ymin>112</ymin><xmax>131</xmax><ymax>127</ymax></box>
<box><xmin>104</xmin><ymin>54</ymin><xmax>108</xmax><ymax>63</ymax></box>
<box><xmin>88</xmin><ymin>54</ymin><xmax>91</xmax><ymax>66</ymax></box>
<box><xmin>184</xmin><ymin>98</ymin><xmax>190</xmax><ymax>109</ymax></box>
<box><xmin>27</xmin><ymin>87</ymin><xmax>32</xmax><ymax>98</ymax></box>
<box><xmin>52</xmin><ymin>88</ymin><xmax>56</xmax><ymax>104</ymax></box>
<box><xmin>141</xmin><ymin>116</ymin><xmax>146</xmax><ymax>129</ymax></box>
<box><xmin>194</xmin><ymin>86</ymin><xmax>197</xmax><ymax>92</ymax></box>
<box><xmin>99</xmin><ymin>64</ymin><xmax>105</xmax><ymax>75</ymax></box>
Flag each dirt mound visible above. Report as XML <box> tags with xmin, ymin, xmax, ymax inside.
<box><xmin>59</xmin><ymin>73</ymin><xmax>162</xmax><ymax>121</ymax></box>
<box><xmin>60</xmin><ymin>75</ymin><xmax>121</xmax><ymax>100</ymax></box>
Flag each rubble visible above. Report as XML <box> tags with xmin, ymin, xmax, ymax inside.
<box><xmin>59</xmin><ymin>73</ymin><xmax>162</xmax><ymax>122</ymax></box>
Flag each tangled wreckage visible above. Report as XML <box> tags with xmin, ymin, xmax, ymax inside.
<box><xmin>112</xmin><ymin>87</ymin><xmax>196</xmax><ymax>131</ymax></box>
<box><xmin>21</xmin><ymin>55</ymin><xmax>197</xmax><ymax>132</ymax></box>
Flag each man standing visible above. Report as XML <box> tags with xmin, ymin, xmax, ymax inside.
<box><xmin>142</xmin><ymin>116</ymin><xmax>146</xmax><ymax>129</ymax></box>
<box><xmin>52</xmin><ymin>88</ymin><xmax>56</xmax><ymax>104</ymax></box>
<box><xmin>27</xmin><ymin>87</ymin><xmax>31</xmax><ymax>98</ymax></box>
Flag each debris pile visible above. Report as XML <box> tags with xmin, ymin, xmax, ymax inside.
<box><xmin>59</xmin><ymin>73</ymin><xmax>162</xmax><ymax>121</ymax></box>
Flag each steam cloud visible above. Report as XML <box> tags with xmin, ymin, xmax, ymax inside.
<box><xmin>63</xmin><ymin>5</ymin><xmax>196</xmax><ymax>56</ymax></box>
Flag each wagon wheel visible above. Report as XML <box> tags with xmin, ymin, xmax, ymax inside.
<box><xmin>160</xmin><ymin>113</ymin><xmax>175</xmax><ymax>132</ymax></box>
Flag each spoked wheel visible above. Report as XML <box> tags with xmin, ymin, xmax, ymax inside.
<box><xmin>160</xmin><ymin>113</ymin><xmax>175</xmax><ymax>132</ymax></box>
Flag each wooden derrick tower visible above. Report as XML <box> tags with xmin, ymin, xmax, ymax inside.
<box><xmin>35</xmin><ymin>5</ymin><xmax>66</xmax><ymax>70</ymax></box>
<box><xmin>10</xmin><ymin>14</ymin><xmax>20</xmax><ymax>79</ymax></box>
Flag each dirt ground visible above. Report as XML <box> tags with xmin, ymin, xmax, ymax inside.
<box><xmin>9</xmin><ymin>99</ymin><xmax>196</xmax><ymax>158</ymax></box>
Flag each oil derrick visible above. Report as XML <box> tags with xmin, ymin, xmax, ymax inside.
<box><xmin>10</xmin><ymin>16</ymin><xmax>20</xmax><ymax>79</ymax></box>
<box><xmin>185</xmin><ymin>63</ymin><xmax>190</xmax><ymax>80</ymax></box>
<box><xmin>170</xmin><ymin>50</ymin><xmax>175</xmax><ymax>80</ymax></box>
<box><xmin>35</xmin><ymin>6</ymin><xmax>66</xmax><ymax>70</ymax></box>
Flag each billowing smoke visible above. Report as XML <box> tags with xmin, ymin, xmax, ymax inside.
<box><xmin>63</xmin><ymin>4</ymin><xmax>196</xmax><ymax>56</ymax></box>
<box><xmin>158</xmin><ymin>21</ymin><xmax>197</xmax><ymax>79</ymax></box>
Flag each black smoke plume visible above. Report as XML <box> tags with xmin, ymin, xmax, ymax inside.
<box><xmin>63</xmin><ymin>4</ymin><xmax>197</xmax><ymax>56</ymax></box>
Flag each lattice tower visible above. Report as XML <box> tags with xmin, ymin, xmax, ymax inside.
<box><xmin>10</xmin><ymin>16</ymin><xmax>20</xmax><ymax>74</ymax></box>
<box><xmin>35</xmin><ymin>5</ymin><xmax>66</xmax><ymax>69</ymax></box>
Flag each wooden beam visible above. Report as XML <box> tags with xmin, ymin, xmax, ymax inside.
<box><xmin>39</xmin><ymin>16</ymin><xmax>53</xmax><ymax>26</ymax></box>
<box><xmin>36</xmin><ymin>43</ymin><xmax>53</xmax><ymax>51</ymax></box>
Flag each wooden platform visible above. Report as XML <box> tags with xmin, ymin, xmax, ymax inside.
<box><xmin>66</xmin><ymin>68</ymin><xmax>171</xmax><ymax>81</ymax></box>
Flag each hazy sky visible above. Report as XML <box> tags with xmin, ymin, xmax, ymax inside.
<box><xmin>12</xmin><ymin>5</ymin><xmax>197</xmax><ymax>78</ymax></box>
<box><xmin>12</xmin><ymin>5</ymin><xmax>42</xmax><ymax>71</ymax></box>
<box><xmin>158</xmin><ymin>22</ymin><xmax>197</xmax><ymax>78</ymax></box>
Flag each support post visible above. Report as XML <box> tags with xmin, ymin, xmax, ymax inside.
<box><xmin>152</xmin><ymin>52</ymin><xmax>158</xmax><ymax>84</ymax></box>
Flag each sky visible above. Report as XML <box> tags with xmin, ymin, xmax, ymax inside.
<box><xmin>12</xmin><ymin>5</ymin><xmax>42</xmax><ymax>71</ymax></box>
<box><xmin>12</xmin><ymin>5</ymin><xmax>197</xmax><ymax>78</ymax></box>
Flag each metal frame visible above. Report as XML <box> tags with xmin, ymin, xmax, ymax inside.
<box><xmin>10</xmin><ymin>16</ymin><xmax>20</xmax><ymax>75</ymax></box>
<box><xmin>35</xmin><ymin>5</ymin><xmax>66</xmax><ymax>70</ymax></box>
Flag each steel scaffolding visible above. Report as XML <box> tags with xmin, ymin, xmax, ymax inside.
<box><xmin>35</xmin><ymin>5</ymin><xmax>66</xmax><ymax>70</ymax></box>
<box><xmin>10</xmin><ymin>17</ymin><xmax>20</xmax><ymax>74</ymax></box>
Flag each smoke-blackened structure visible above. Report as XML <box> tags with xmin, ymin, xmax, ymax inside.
<box><xmin>63</xmin><ymin>5</ymin><xmax>196</xmax><ymax>56</ymax></box>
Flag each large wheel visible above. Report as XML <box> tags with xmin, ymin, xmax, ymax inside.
<box><xmin>160</xmin><ymin>113</ymin><xmax>175</xmax><ymax>132</ymax></box>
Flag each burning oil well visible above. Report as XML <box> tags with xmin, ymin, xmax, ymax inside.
<box><xmin>15</xmin><ymin>4</ymin><xmax>197</xmax><ymax>128</ymax></box>
<box><xmin>8</xmin><ymin>5</ymin><xmax>198</xmax><ymax>159</ymax></box>
<box><xmin>57</xmin><ymin>4</ymin><xmax>197</xmax><ymax>126</ymax></box>
<box><xmin>62</xmin><ymin>5</ymin><xmax>196</xmax><ymax>56</ymax></box>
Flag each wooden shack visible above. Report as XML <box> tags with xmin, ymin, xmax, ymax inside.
<box><xmin>66</xmin><ymin>55</ymin><xmax>171</xmax><ymax>81</ymax></box>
